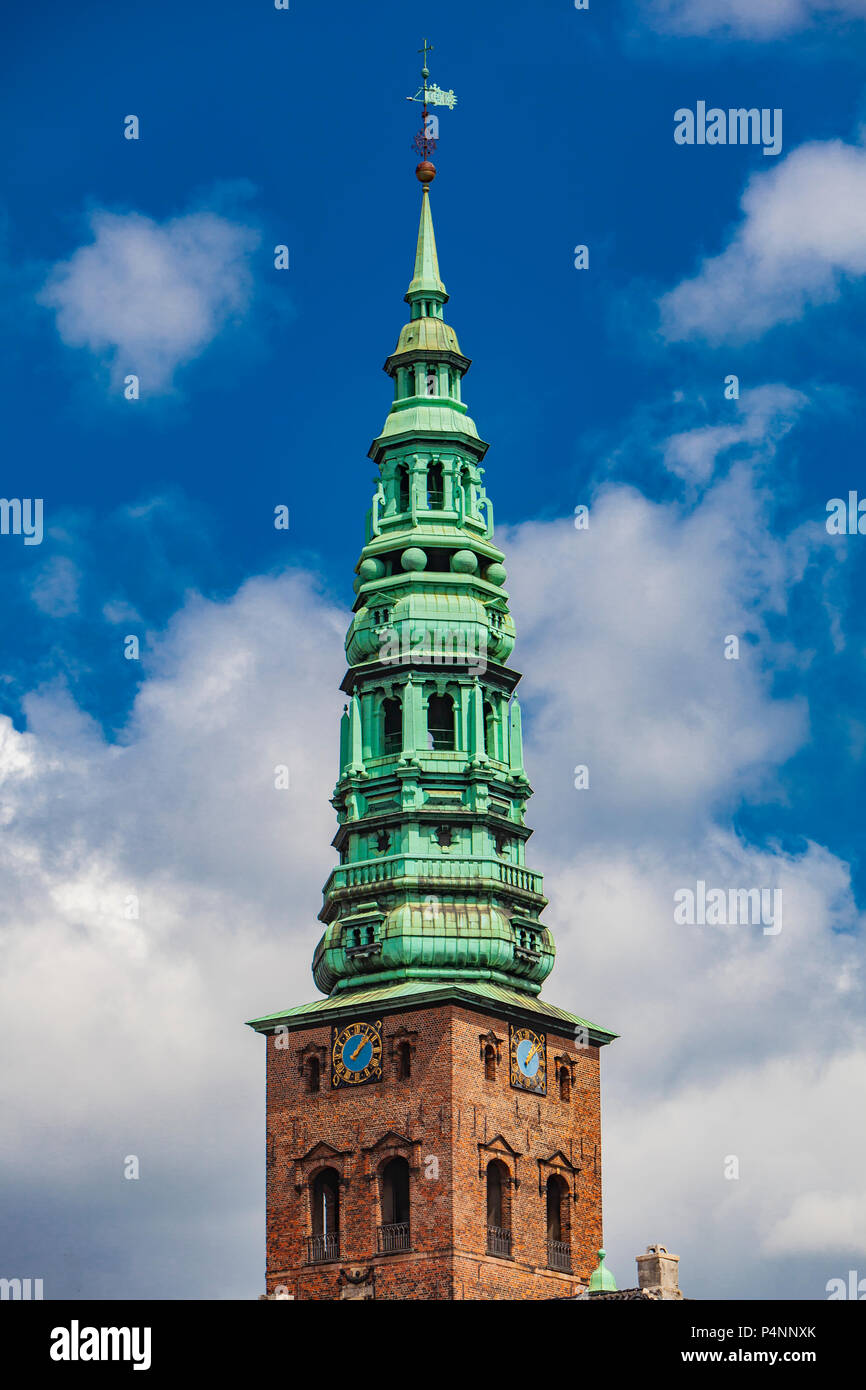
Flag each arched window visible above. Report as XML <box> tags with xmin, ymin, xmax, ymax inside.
<box><xmin>546</xmin><ymin>1175</ymin><xmax>571</xmax><ymax>1271</ymax></box>
<box><xmin>559</xmin><ymin>1068</ymin><xmax>571</xmax><ymax>1102</ymax></box>
<box><xmin>306</xmin><ymin>1056</ymin><xmax>320</xmax><ymax>1094</ymax></box>
<box><xmin>396</xmin><ymin>462</ymin><xmax>410</xmax><ymax>512</ymax></box>
<box><xmin>483</xmin><ymin>700</ymin><xmax>496</xmax><ymax>759</ymax></box>
<box><xmin>382</xmin><ymin>697</ymin><xmax>402</xmax><ymax>756</ymax></box>
<box><xmin>427</xmin><ymin>693</ymin><xmax>455</xmax><ymax>751</ymax></box>
<box><xmin>309</xmin><ymin>1168</ymin><xmax>340</xmax><ymax>1262</ymax></box>
<box><xmin>379</xmin><ymin>1157</ymin><xmax>411</xmax><ymax>1252</ymax></box>
<box><xmin>486</xmin><ymin>1161</ymin><xmax>512</xmax><ymax>1256</ymax></box>
<box><xmin>484</xmin><ymin>1044</ymin><xmax>497</xmax><ymax>1081</ymax></box>
<box><xmin>403</xmin><ymin>367</ymin><xmax>416</xmax><ymax>398</ymax></box>
<box><xmin>397</xmin><ymin>1041</ymin><xmax>412</xmax><ymax>1080</ymax></box>
<box><xmin>427</xmin><ymin>459</ymin><xmax>444</xmax><ymax>510</ymax></box>
<box><xmin>425</xmin><ymin>363</ymin><xmax>437</xmax><ymax>396</ymax></box>
<box><xmin>459</xmin><ymin>463</ymin><xmax>472</xmax><ymax>515</ymax></box>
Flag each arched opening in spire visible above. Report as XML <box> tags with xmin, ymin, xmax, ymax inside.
<box><xmin>427</xmin><ymin>459</ymin><xmax>444</xmax><ymax>510</ymax></box>
<box><xmin>396</xmin><ymin>463</ymin><xmax>410</xmax><ymax>513</ymax></box>
<box><xmin>427</xmin><ymin>693</ymin><xmax>455</xmax><ymax>751</ymax></box>
<box><xmin>483</xmin><ymin>700</ymin><xmax>497</xmax><ymax>759</ymax></box>
<box><xmin>382</xmin><ymin>697</ymin><xmax>402</xmax><ymax>756</ymax></box>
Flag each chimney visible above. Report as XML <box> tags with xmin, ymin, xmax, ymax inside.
<box><xmin>636</xmin><ymin>1244</ymin><xmax>682</xmax><ymax>1299</ymax></box>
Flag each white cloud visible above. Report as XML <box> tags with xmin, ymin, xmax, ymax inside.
<box><xmin>662</xmin><ymin>384</ymin><xmax>806</xmax><ymax>485</ymax></box>
<box><xmin>660</xmin><ymin>141</ymin><xmax>866</xmax><ymax>343</ymax></box>
<box><xmin>643</xmin><ymin>0</ymin><xmax>866</xmax><ymax>38</ymax></box>
<box><xmin>39</xmin><ymin>209</ymin><xmax>260</xmax><ymax>391</ymax></box>
<box><xmin>31</xmin><ymin>555</ymin><xmax>80</xmax><ymax>617</ymax></box>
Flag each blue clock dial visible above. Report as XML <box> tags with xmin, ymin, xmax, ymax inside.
<box><xmin>516</xmin><ymin>1038</ymin><xmax>540</xmax><ymax>1076</ymax></box>
<box><xmin>509</xmin><ymin>1024</ymin><xmax>547</xmax><ymax>1094</ymax></box>
<box><xmin>342</xmin><ymin>1034</ymin><xmax>373</xmax><ymax>1072</ymax></box>
<box><xmin>331</xmin><ymin>1019</ymin><xmax>383</xmax><ymax>1087</ymax></box>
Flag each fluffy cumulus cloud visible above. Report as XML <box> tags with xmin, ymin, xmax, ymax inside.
<box><xmin>0</xmin><ymin>437</ymin><xmax>863</xmax><ymax>1298</ymax></box>
<box><xmin>0</xmin><ymin>571</ymin><xmax>345</xmax><ymax>1297</ymax></box>
<box><xmin>643</xmin><ymin>0</ymin><xmax>866</xmax><ymax>38</ymax></box>
<box><xmin>660</xmin><ymin>141</ymin><xmax>866</xmax><ymax>344</ymax></box>
<box><xmin>39</xmin><ymin>209</ymin><xmax>260</xmax><ymax>391</ymax></box>
<box><xmin>501</xmin><ymin>439</ymin><xmax>863</xmax><ymax>1296</ymax></box>
<box><xmin>661</xmin><ymin>383</ymin><xmax>807</xmax><ymax>487</ymax></box>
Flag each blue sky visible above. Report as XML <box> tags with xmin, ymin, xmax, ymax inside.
<box><xmin>1</xmin><ymin>0</ymin><xmax>865</xmax><ymax>1300</ymax></box>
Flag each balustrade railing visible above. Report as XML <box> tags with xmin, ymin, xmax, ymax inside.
<box><xmin>377</xmin><ymin>1222</ymin><xmax>411</xmax><ymax>1254</ymax></box>
<box><xmin>547</xmin><ymin>1239</ymin><xmax>571</xmax><ymax>1272</ymax></box>
<box><xmin>486</xmin><ymin>1225</ymin><xmax>512</xmax><ymax>1258</ymax></box>
<box><xmin>307</xmin><ymin>1232</ymin><xmax>339</xmax><ymax>1264</ymax></box>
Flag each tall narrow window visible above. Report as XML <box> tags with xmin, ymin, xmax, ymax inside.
<box><xmin>382</xmin><ymin>697</ymin><xmax>402</xmax><ymax>756</ymax></box>
<box><xmin>397</xmin><ymin>462</ymin><xmax>410</xmax><ymax>513</ymax></box>
<box><xmin>309</xmin><ymin>1168</ymin><xmax>340</xmax><ymax>1263</ymax></box>
<box><xmin>486</xmin><ymin>1161</ymin><xmax>512</xmax><ymax>1256</ymax></box>
<box><xmin>397</xmin><ymin>1041</ymin><xmax>412</xmax><ymax>1080</ymax></box>
<box><xmin>483</xmin><ymin>700</ymin><xmax>496</xmax><ymax>759</ymax></box>
<box><xmin>484</xmin><ymin>1044</ymin><xmax>497</xmax><ymax>1081</ymax></box>
<box><xmin>306</xmin><ymin>1056</ymin><xmax>320</xmax><ymax>1094</ymax></box>
<box><xmin>427</xmin><ymin>693</ymin><xmax>455</xmax><ymax>751</ymax></box>
<box><xmin>546</xmin><ymin>1175</ymin><xmax>562</xmax><ymax>1243</ymax></box>
<box><xmin>560</xmin><ymin>1068</ymin><xmax>571</xmax><ymax>1102</ymax></box>
<box><xmin>425</xmin><ymin>364</ymin><xmax>437</xmax><ymax>396</ymax></box>
<box><xmin>427</xmin><ymin>459</ymin><xmax>444</xmax><ymax>510</ymax></box>
<box><xmin>379</xmin><ymin>1157</ymin><xmax>411</xmax><ymax>1253</ymax></box>
<box><xmin>546</xmin><ymin>1175</ymin><xmax>571</xmax><ymax>1271</ymax></box>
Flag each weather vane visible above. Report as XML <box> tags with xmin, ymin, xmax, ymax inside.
<box><xmin>406</xmin><ymin>38</ymin><xmax>458</xmax><ymax>184</ymax></box>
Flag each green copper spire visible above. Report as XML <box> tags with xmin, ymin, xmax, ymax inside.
<box><xmin>246</xmin><ymin>52</ymin><xmax>619</xmax><ymax>1055</ymax></box>
<box><xmin>307</xmin><ymin>172</ymin><xmax>556</xmax><ymax>1002</ymax></box>
<box><xmin>406</xmin><ymin>186</ymin><xmax>447</xmax><ymax>303</ymax></box>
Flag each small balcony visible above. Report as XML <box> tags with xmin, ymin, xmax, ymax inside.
<box><xmin>486</xmin><ymin>1225</ymin><xmax>512</xmax><ymax>1258</ymax></box>
<box><xmin>307</xmin><ymin>1232</ymin><xmax>339</xmax><ymax>1264</ymax></box>
<box><xmin>378</xmin><ymin>1222</ymin><xmax>411</xmax><ymax>1254</ymax></box>
<box><xmin>547</xmin><ymin>1239</ymin><xmax>572</xmax><ymax>1273</ymax></box>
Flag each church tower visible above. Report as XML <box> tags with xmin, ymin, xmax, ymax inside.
<box><xmin>248</xmin><ymin>61</ymin><xmax>617</xmax><ymax>1300</ymax></box>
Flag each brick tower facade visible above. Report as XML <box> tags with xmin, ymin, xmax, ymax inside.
<box><xmin>248</xmin><ymin>70</ymin><xmax>617</xmax><ymax>1299</ymax></box>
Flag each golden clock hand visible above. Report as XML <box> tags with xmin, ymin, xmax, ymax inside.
<box><xmin>524</xmin><ymin>1042</ymin><xmax>539</xmax><ymax>1065</ymax></box>
<box><xmin>349</xmin><ymin>1036</ymin><xmax>367</xmax><ymax>1061</ymax></box>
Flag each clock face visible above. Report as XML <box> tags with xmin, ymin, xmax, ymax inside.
<box><xmin>331</xmin><ymin>1019</ymin><xmax>383</xmax><ymax>1088</ymax></box>
<box><xmin>509</xmin><ymin>1024</ymin><xmax>547</xmax><ymax>1094</ymax></box>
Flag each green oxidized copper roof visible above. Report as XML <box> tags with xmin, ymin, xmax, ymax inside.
<box><xmin>588</xmin><ymin>1249</ymin><xmax>618</xmax><ymax>1292</ymax></box>
<box><xmin>390</xmin><ymin>315</ymin><xmax>463</xmax><ymax>359</ymax></box>
<box><xmin>246</xmin><ymin>978</ymin><xmax>619</xmax><ymax>1041</ymax></box>
<box><xmin>312</xmin><ymin>901</ymin><xmax>555</xmax><ymax>995</ymax></box>
<box><xmin>376</xmin><ymin>401</ymin><xmax>481</xmax><ymax>442</ymax></box>
<box><xmin>405</xmin><ymin>185</ymin><xmax>446</xmax><ymax>301</ymax></box>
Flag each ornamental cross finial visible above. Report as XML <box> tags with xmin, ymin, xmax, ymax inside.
<box><xmin>405</xmin><ymin>38</ymin><xmax>458</xmax><ymax>182</ymax></box>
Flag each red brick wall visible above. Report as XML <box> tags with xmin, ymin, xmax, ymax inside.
<box><xmin>263</xmin><ymin>1002</ymin><xmax>603</xmax><ymax>1300</ymax></box>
